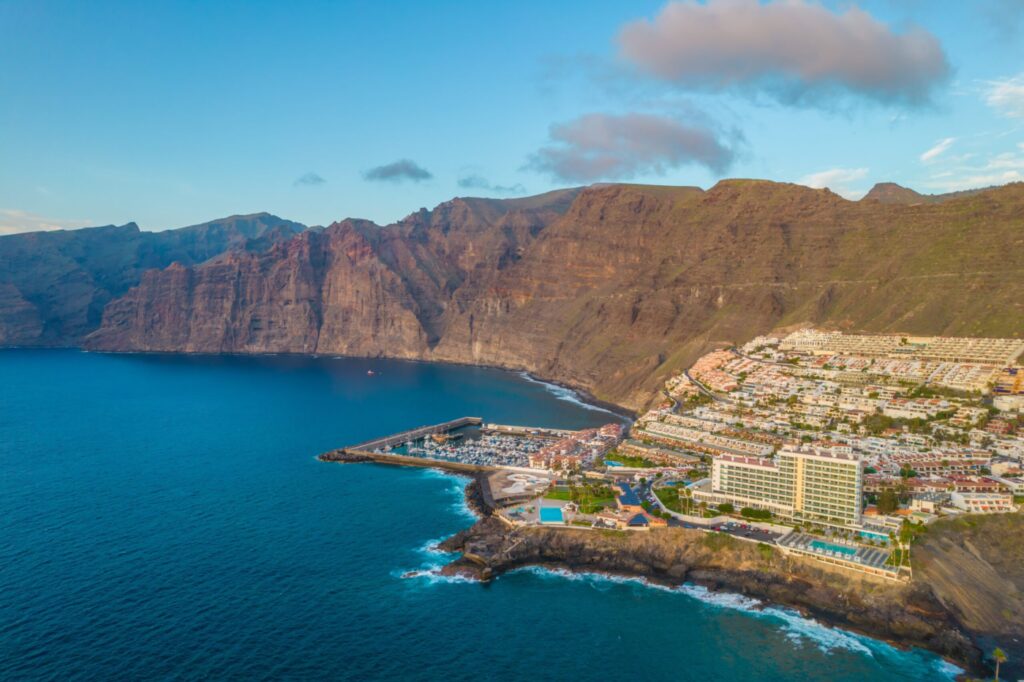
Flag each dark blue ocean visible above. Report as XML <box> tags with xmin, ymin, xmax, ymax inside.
<box><xmin>0</xmin><ymin>350</ymin><xmax>960</xmax><ymax>681</ymax></box>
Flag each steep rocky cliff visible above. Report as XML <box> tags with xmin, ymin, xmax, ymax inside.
<box><xmin>914</xmin><ymin>514</ymin><xmax>1024</xmax><ymax>678</ymax></box>
<box><xmin>438</xmin><ymin>514</ymin><xmax>982</xmax><ymax>674</ymax></box>
<box><xmin>0</xmin><ymin>213</ymin><xmax>304</xmax><ymax>346</ymax></box>
<box><xmin>82</xmin><ymin>180</ymin><xmax>1024</xmax><ymax>409</ymax></box>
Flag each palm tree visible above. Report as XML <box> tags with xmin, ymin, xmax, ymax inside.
<box><xmin>993</xmin><ymin>646</ymin><xmax>1007</xmax><ymax>681</ymax></box>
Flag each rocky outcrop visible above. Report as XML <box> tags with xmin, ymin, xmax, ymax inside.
<box><xmin>0</xmin><ymin>213</ymin><xmax>305</xmax><ymax>346</ymax></box>
<box><xmin>438</xmin><ymin>515</ymin><xmax>985</xmax><ymax>675</ymax></box>
<box><xmin>861</xmin><ymin>181</ymin><xmax>990</xmax><ymax>205</ymax></box>
<box><xmin>915</xmin><ymin>514</ymin><xmax>1024</xmax><ymax>679</ymax></box>
<box><xmin>84</xmin><ymin>180</ymin><xmax>1024</xmax><ymax>410</ymax></box>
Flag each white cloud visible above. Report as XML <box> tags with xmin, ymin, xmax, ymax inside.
<box><xmin>921</xmin><ymin>147</ymin><xmax>1024</xmax><ymax>192</ymax></box>
<box><xmin>526</xmin><ymin>112</ymin><xmax>737</xmax><ymax>182</ymax></box>
<box><xmin>985</xmin><ymin>75</ymin><xmax>1024</xmax><ymax>117</ymax></box>
<box><xmin>617</xmin><ymin>0</ymin><xmax>950</xmax><ymax>107</ymax></box>
<box><xmin>798</xmin><ymin>167</ymin><xmax>870</xmax><ymax>198</ymax></box>
<box><xmin>920</xmin><ymin>137</ymin><xmax>956</xmax><ymax>163</ymax></box>
<box><xmin>0</xmin><ymin>209</ymin><xmax>93</xmax><ymax>236</ymax></box>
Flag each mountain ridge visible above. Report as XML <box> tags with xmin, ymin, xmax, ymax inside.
<box><xmin>66</xmin><ymin>179</ymin><xmax>1024</xmax><ymax>410</ymax></box>
<box><xmin>0</xmin><ymin>213</ymin><xmax>306</xmax><ymax>346</ymax></box>
<box><xmin>4</xmin><ymin>180</ymin><xmax>1022</xmax><ymax>408</ymax></box>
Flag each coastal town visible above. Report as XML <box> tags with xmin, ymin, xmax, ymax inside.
<box><xmin>323</xmin><ymin>329</ymin><xmax>1024</xmax><ymax>584</ymax></box>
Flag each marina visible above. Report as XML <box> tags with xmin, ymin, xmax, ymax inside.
<box><xmin>407</xmin><ymin>432</ymin><xmax>555</xmax><ymax>467</ymax></box>
<box><xmin>335</xmin><ymin>416</ymin><xmax>564</xmax><ymax>469</ymax></box>
<box><xmin>343</xmin><ymin>417</ymin><xmax>483</xmax><ymax>453</ymax></box>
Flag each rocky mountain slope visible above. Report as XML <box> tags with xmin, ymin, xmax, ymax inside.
<box><xmin>0</xmin><ymin>214</ymin><xmax>304</xmax><ymax>346</ymax></box>
<box><xmin>4</xmin><ymin>180</ymin><xmax>1022</xmax><ymax>409</ymax></box>
<box><xmin>861</xmin><ymin>181</ymin><xmax>990</xmax><ymax>205</ymax></box>
<box><xmin>915</xmin><ymin>513</ymin><xmax>1024</xmax><ymax>678</ymax></box>
<box><xmin>82</xmin><ymin>180</ymin><xmax>1024</xmax><ymax>410</ymax></box>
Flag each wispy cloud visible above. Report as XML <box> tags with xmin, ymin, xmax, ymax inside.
<box><xmin>985</xmin><ymin>74</ymin><xmax>1024</xmax><ymax>117</ymax></box>
<box><xmin>920</xmin><ymin>137</ymin><xmax>956</xmax><ymax>163</ymax></box>
<box><xmin>922</xmin><ymin>147</ymin><xmax>1024</xmax><ymax>192</ymax></box>
<box><xmin>798</xmin><ymin>167</ymin><xmax>870</xmax><ymax>199</ymax></box>
<box><xmin>363</xmin><ymin>159</ymin><xmax>433</xmax><ymax>183</ymax></box>
<box><xmin>0</xmin><ymin>209</ymin><xmax>93</xmax><ymax>236</ymax></box>
<box><xmin>294</xmin><ymin>171</ymin><xmax>326</xmax><ymax>186</ymax></box>
<box><xmin>457</xmin><ymin>175</ymin><xmax>526</xmax><ymax>195</ymax></box>
<box><xmin>617</xmin><ymin>0</ymin><xmax>950</xmax><ymax>107</ymax></box>
<box><xmin>526</xmin><ymin>112</ymin><xmax>737</xmax><ymax>183</ymax></box>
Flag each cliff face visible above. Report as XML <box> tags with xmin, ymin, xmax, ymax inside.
<box><xmin>431</xmin><ymin>180</ymin><xmax>1024</xmax><ymax>406</ymax></box>
<box><xmin>914</xmin><ymin>514</ymin><xmax>1024</xmax><ymax>679</ymax></box>
<box><xmin>0</xmin><ymin>213</ymin><xmax>305</xmax><ymax>346</ymax></box>
<box><xmin>87</xmin><ymin>180</ymin><xmax>1024</xmax><ymax>409</ymax></box>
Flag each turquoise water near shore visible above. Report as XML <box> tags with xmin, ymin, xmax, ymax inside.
<box><xmin>0</xmin><ymin>350</ymin><xmax>960</xmax><ymax>680</ymax></box>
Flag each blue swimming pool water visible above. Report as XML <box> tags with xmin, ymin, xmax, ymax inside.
<box><xmin>0</xmin><ymin>350</ymin><xmax>960</xmax><ymax>681</ymax></box>
<box><xmin>539</xmin><ymin>507</ymin><xmax>565</xmax><ymax>523</ymax></box>
<box><xmin>811</xmin><ymin>540</ymin><xmax>858</xmax><ymax>557</ymax></box>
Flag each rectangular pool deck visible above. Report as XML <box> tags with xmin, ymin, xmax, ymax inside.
<box><xmin>539</xmin><ymin>507</ymin><xmax>565</xmax><ymax>524</ymax></box>
<box><xmin>778</xmin><ymin>532</ymin><xmax>905</xmax><ymax>582</ymax></box>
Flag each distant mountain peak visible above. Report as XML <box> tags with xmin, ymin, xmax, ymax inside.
<box><xmin>861</xmin><ymin>182</ymin><xmax>925</xmax><ymax>205</ymax></box>
<box><xmin>861</xmin><ymin>181</ymin><xmax>1001</xmax><ymax>205</ymax></box>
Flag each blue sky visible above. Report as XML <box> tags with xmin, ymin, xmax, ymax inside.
<box><xmin>2</xmin><ymin>0</ymin><xmax>1023</xmax><ymax>233</ymax></box>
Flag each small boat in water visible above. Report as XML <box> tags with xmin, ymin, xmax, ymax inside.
<box><xmin>367</xmin><ymin>370</ymin><xmax>376</xmax><ymax>376</ymax></box>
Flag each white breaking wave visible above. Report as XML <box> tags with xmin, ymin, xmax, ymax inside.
<box><xmin>675</xmin><ymin>583</ymin><xmax>764</xmax><ymax>610</ymax></box>
<box><xmin>512</xmin><ymin>565</ymin><xmax>679</xmax><ymax>593</ymax></box>
<box><xmin>931</xmin><ymin>658</ymin><xmax>964</xmax><ymax>680</ymax></box>
<box><xmin>509</xmin><ymin>567</ymin><xmax>962</xmax><ymax>678</ymax></box>
<box><xmin>418</xmin><ymin>468</ymin><xmax>478</xmax><ymax>521</ymax></box>
<box><xmin>517</xmin><ymin>372</ymin><xmax>620</xmax><ymax>416</ymax></box>
<box><xmin>397</xmin><ymin>565</ymin><xmax>476</xmax><ymax>584</ymax></box>
<box><xmin>417</xmin><ymin>535</ymin><xmax>456</xmax><ymax>556</ymax></box>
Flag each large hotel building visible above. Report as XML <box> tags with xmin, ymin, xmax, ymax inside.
<box><xmin>694</xmin><ymin>445</ymin><xmax>863</xmax><ymax>525</ymax></box>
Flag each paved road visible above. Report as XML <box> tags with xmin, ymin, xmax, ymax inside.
<box><xmin>683</xmin><ymin>369</ymin><xmax>735</xmax><ymax>404</ymax></box>
<box><xmin>643</xmin><ymin>482</ymin><xmax>784</xmax><ymax>543</ymax></box>
<box><xmin>708</xmin><ymin>520</ymin><xmax>783</xmax><ymax>544</ymax></box>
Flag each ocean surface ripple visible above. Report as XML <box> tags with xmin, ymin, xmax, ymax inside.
<box><xmin>0</xmin><ymin>350</ymin><xmax>958</xmax><ymax>681</ymax></box>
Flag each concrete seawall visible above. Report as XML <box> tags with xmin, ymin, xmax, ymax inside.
<box><xmin>318</xmin><ymin>448</ymin><xmax>494</xmax><ymax>475</ymax></box>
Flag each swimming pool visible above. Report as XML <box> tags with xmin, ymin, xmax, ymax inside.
<box><xmin>604</xmin><ymin>460</ymin><xmax>623</xmax><ymax>467</ymax></box>
<box><xmin>539</xmin><ymin>507</ymin><xmax>564</xmax><ymax>524</ymax></box>
<box><xmin>809</xmin><ymin>540</ymin><xmax>857</xmax><ymax>557</ymax></box>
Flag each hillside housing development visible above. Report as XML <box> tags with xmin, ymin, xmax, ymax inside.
<box><xmin>334</xmin><ymin>328</ymin><xmax>1022</xmax><ymax>583</ymax></box>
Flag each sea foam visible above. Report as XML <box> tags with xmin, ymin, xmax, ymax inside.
<box><xmin>418</xmin><ymin>468</ymin><xmax>477</xmax><ymax>521</ymax></box>
<box><xmin>517</xmin><ymin>372</ymin><xmax>619</xmax><ymax>416</ymax></box>
<box><xmin>508</xmin><ymin>566</ymin><xmax>962</xmax><ymax>678</ymax></box>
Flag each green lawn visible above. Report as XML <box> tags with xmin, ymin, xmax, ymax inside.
<box><xmin>544</xmin><ymin>484</ymin><xmax>616</xmax><ymax>513</ymax></box>
<box><xmin>604</xmin><ymin>451</ymin><xmax>659</xmax><ymax>468</ymax></box>
<box><xmin>654</xmin><ymin>487</ymin><xmax>684</xmax><ymax>513</ymax></box>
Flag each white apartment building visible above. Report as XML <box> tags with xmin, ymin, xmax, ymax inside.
<box><xmin>695</xmin><ymin>445</ymin><xmax>864</xmax><ymax>525</ymax></box>
<box><xmin>950</xmin><ymin>491</ymin><xmax>1015</xmax><ymax>514</ymax></box>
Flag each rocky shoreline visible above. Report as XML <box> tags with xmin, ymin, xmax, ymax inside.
<box><xmin>449</xmin><ymin>475</ymin><xmax>992</xmax><ymax>679</ymax></box>
<box><xmin>322</xmin><ymin>456</ymin><xmax>1018</xmax><ymax>679</ymax></box>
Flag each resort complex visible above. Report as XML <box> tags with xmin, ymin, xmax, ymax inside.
<box><xmin>326</xmin><ymin>328</ymin><xmax>1024</xmax><ymax>583</ymax></box>
<box><xmin>696</xmin><ymin>445</ymin><xmax>863</xmax><ymax>525</ymax></box>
